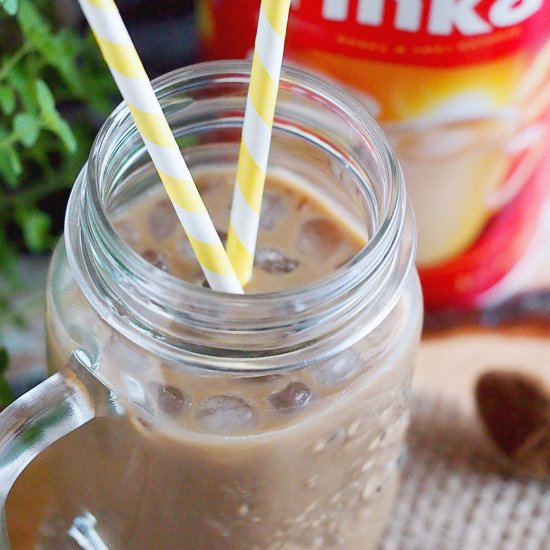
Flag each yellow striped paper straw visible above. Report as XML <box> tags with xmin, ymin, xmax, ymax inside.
<box><xmin>226</xmin><ymin>0</ymin><xmax>291</xmax><ymax>286</ymax></box>
<box><xmin>77</xmin><ymin>0</ymin><xmax>243</xmax><ymax>294</ymax></box>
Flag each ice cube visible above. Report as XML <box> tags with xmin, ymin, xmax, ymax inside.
<box><xmin>149</xmin><ymin>199</ymin><xmax>177</xmax><ymax>241</ymax></box>
<box><xmin>268</xmin><ymin>382</ymin><xmax>312</xmax><ymax>413</ymax></box>
<box><xmin>151</xmin><ymin>382</ymin><xmax>188</xmax><ymax>417</ymax></box>
<box><xmin>195</xmin><ymin>395</ymin><xmax>258</xmax><ymax>434</ymax></box>
<box><xmin>260</xmin><ymin>192</ymin><xmax>286</xmax><ymax>231</ymax></box>
<box><xmin>142</xmin><ymin>249</ymin><xmax>169</xmax><ymax>272</ymax></box>
<box><xmin>176</xmin><ymin>237</ymin><xmax>196</xmax><ymax>262</ymax></box>
<box><xmin>312</xmin><ymin>350</ymin><xmax>362</xmax><ymax>387</ymax></box>
<box><xmin>296</xmin><ymin>218</ymin><xmax>345</xmax><ymax>261</ymax></box>
<box><xmin>114</xmin><ymin>219</ymin><xmax>140</xmax><ymax>249</ymax></box>
<box><xmin>254</xmin><ymin>247</ymin><xmax>299</xmax><ymax>274</ymax></box>
<box><xmin>199</xmin><ymin>174</ymin><xmax>230</xmax><ymax>196</ymax></box>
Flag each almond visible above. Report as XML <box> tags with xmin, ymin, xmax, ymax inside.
<box><xmin>475</xmin><ymin>370</ymin><xmax>550</xmax><ymax>479</ymax></box>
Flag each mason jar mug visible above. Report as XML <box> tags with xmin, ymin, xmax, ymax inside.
<box><xmin>0</xmin><ymin>61</ymin><xmax>422</xmax><ymax>550</ymax></box>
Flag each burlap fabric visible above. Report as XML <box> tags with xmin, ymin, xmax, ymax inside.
<box><xmin>379</xmin><ymin>393</ymin><xmax>550</xmax><ymax>550</ymax></box>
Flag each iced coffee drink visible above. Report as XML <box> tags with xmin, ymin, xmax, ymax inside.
<box><xmin>24</xmin><ymin>171</ymin><xmax>418</xmax><ymax>549</ymax></box>
<box><xmin>5</xmin><ymin>62</ymin><xmax>422</xmax><ymax>549</ymax></box>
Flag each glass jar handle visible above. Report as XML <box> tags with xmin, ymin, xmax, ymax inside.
<box><xmin>0</xmin><ymin>352</ymin><xmax>115</xmax><ymax>548</ymax></box>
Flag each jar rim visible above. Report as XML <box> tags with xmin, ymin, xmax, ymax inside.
<box><xmin>65</xmin><ymin>60</ymin><xmax>414</xmax><ymax>365</ymax></box>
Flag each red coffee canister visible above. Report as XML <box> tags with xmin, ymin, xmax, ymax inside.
<box><xmin>197</xmin><ymin>0</ymin><xmax>550</xmax><ymax>311</ymax></box>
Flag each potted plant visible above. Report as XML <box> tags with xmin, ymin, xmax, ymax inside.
<box><xmin>0</xmin><ymin>0</ymin><xmax>117</xmax><ymax>406</ymax></box>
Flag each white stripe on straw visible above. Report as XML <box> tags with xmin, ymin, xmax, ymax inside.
<box><xmin>78</xmin><ymin>0</ymin><xmax>243</xmax><ymax>294</ymax></box>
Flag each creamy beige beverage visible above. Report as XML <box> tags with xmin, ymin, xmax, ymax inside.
<box><xmin>112</xmin><ymin>170</ymin><xmax>364</xmax><ymax>291</ymax></box>
<box><xmin>8</xmin><ymin>172</ymin><xmax>419</xmax><ymax>549</ymax></box>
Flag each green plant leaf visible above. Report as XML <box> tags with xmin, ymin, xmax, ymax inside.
<box><xmin>18</xmin><ymin>1</ymin><xmax>82</xmax><ymax>94</ymax></box>
<box><xmin>38</xmin><ymin>79</ymin><xmax>78</xmax><ymax>151</ymax></box>
<box><xmin>8</xmin><ymin>145</ymin><xmax>21</xmax><ymax>173</ymax></box>
<box><xmin>0</xmin><ymin>144</ymin><xmax>22</xmax><ymax>185</ymax></box>
<box><xmin>0</xmin><ymin>0</ymin><xmax>18</xmax><ymax>16</ymax></box>
<box><xmin>15</xmin><ymin>206</ymin><xmax>52</xmax><ymax>252</ymax></box>
<box><xmin>0</xmin><ymin>347</ymin><xmax>14</xmax><ymax>408</ymax></box>
<box><xmin>7</xmin><ymin>66</ymin><xmax>38</xmax><ymax>112</ymax></box>
<box><xmin>52</xmin><ymin>117</ymin><xmax>77</xmax><ymax>152</ymax></box>
<box><xmin>35</xmin><ymin>34</ymin><xmax>80</xmax><ymax>88</ymax></box>
<box><xmin>35</xmin><ymin>79</ymin><xmax>55</xmax><ymax>113</ymax></box>
<box><xmin>13</xmin><ymin>112</ymin><xmax>40</xmax><ymax>147</ymax></box>
<box><xmin>17</xmin><ymin>0</ymin><xmax>48</xmax><ymax>39</ymax></box>
<box><xmin>0</xmin><ymin>162</ymin><xmax>17</xmax><ymax>186</ymax></box>
<box><xmin>44</xmin><ymin>31</ymin><xmax>83</xmax><ymax>94</ymax></box>
<box><xmin>42</xmin><ymin>109</ymin><xmax>77</xmax><ymax>153</ymax></box>
<box><xmin>0</xmin><ymin>85</ymin><xmax>16</xmax><ymax>114</ymax></box>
